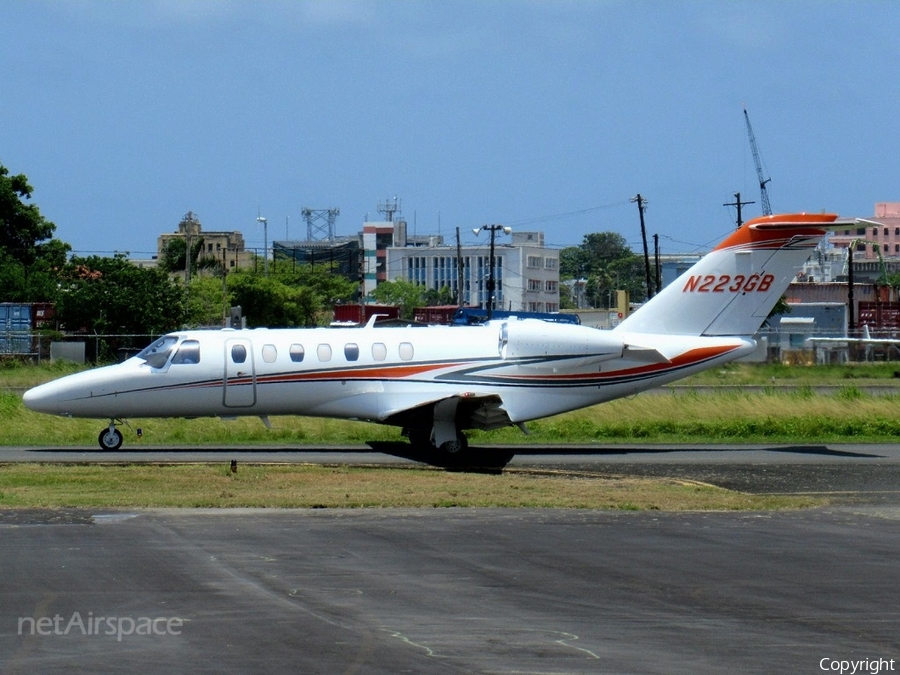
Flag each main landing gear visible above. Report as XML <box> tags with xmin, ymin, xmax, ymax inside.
<box><xmin>406</xmin><ymin>426</ymin><xmax>470</xmax><ymax>455</ymax></box>
<box><xmin>404</xmin><ymin>425</ymin><xmax>471</xmax><ymax>463</ymax></box>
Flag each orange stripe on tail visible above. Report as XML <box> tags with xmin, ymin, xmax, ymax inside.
<box><xmin>713</xmin><ymin>213</ymin><xmax>838</xmax><ymax>252</ymax></box>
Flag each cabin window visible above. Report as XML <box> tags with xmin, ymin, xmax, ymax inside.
<box><xmin>136</xmin><ymin>335</ymin><xmax>179</xmax><ymax>369</ymax></box>
<box><xmin>262</xmin><ymin>344</ymin><xmax>277</xmax><ymax>363</ymax></box>
<box><xmin>289</xmin><ymin>344</ymin><xmax>305</xmax><ymax>363</ymax></box>
<box><xmin>171</xmin><ymin>340</ymin><xmax>201</xmax><ymax>365</ymax></box>
<box><xmin>372</xmin><ymin>343</ymin><xmax>387</xmax><ymax>361</ymax></box>
<box><xmin>344</xmin><ymin>343</ymin><xmax>359</xmax><ymax>361</ymax></box>
<box><xmin>231</xmin><ymin>344</ymin><xmax>247</xmax><ymax>364</ymax></box>
<box><xmin>399</xmin><ymin>342</ymin><xmax>414</xmax><ymax>361</ymax></box>
<box><xmin>317</xmin><ymin>344</ymin><xmax>333</xmax><ymax>362</ymax></box>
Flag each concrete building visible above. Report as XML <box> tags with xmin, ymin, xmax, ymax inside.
<box><xmin>384</xmin><ymin>230</ymin><xmax>560</xmax><ymax>313</ymax></box>
<box><xmin>797</xmin><ymin>243</ymin><xmax>845</xmax><ymax>283</ymax></box>
<box><xmin>659</xmin><ymin>253</ymin><xmax>702</xmax><ymax>288</ymax></box>
<box><xmin>157</xmin><ymin>212</ymin><xmax>251</xmax><ymax>271</ymax></box>
<box><xmin>829</xmin><ymin>202</ymin><xmax>900</xmax><ymax>260</ymax></box>
<box><xmin>360</xmin><ymin>218</ymin><xmax>437</xmax><ymax>298</ymax></box>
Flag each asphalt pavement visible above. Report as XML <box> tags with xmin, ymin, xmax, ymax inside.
<box><xmin>2</xmin><ymin>443</ymin><xmax>899</xmax><ymax>673</ymax></box>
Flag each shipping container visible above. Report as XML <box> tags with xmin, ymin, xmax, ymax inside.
<box><xmin>413</xmin><ymin>305</ymin><xmax>460</xmax><ymax>325</ymax></box>
<box><xmin>31</xmin><ymin>302</ymin><xmax>55</xmax><ymax>329</ymax></box>
<box><xmin>0</xmin><ymin>303</ymin><xmax>35</xmax><ymax>355</ymax></box>
<box><xmin>858</xmin><ymin>301</ymin><xmax>900</xmax><ymax>333</ymax></box>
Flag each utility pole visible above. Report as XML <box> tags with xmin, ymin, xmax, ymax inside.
<box><xmin>848</xmin><ymin>242</ymin><xmax>855</xmax><ymax>332</ymax></box>
<box><xmin>256</xmin><ymin>216</ymin><xmax>268</xmax><ymax>276</ymax></box>
<box><xmin>724</xmin><ymin>192</ymin><xmax>755</xmax><ymax>229</ymax></box>
<box><xmin>474</xmin><ymin>224</ymin><xmax>511</xmax><ymax>320</ymax></box>
<box><xmin>456</xmin><ymin>227</ymin><xmax>464</xmax><ymax>308</ymax></box>
<box><xmin>653</xmin><ymin>233</ymin><xmax>661</xmax><ymax>292</ymax></box>
<box><xmin>631</xmin><ymin>194</ymin><xmax>653</xmax><ymax>300</ymax></box>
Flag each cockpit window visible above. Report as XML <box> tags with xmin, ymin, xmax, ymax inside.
<box><xmin>171</xmin><ymin>340</ymin><xmax>201</xmax><ymax>365</ymax></box>
<box><xmin>136</xmin><ymin>336</ymin><xmax>179</xmax><ymax>369</ymax></box>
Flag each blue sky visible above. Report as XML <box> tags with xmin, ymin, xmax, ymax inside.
<box><xmin>2</xmin><ymin>1</ymin><xmax>898</xmax><ymax>259</ymax></box>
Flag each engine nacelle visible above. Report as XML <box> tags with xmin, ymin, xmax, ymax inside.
<box><xmin>499</xmin><ymin>319</ymin><xmax>625</xmax><ymax>362</ymax></box>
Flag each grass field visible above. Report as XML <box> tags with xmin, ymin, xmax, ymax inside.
<box><xmin>0</xmin><ymin>360</ymin><xmax>892</xmax><ymax>511</ymax></box>
<box><xmin>5</xmin><ymin>386</ymin><xmax>900</xmax><ymax>446</ymax></box>
<box><xmin>0</xmin><ymin>369</ymin><xmax>900</xmax><ymax>447</ymax></box>
<box><xmin>0</xmin><ymin>463</ymin><xmax>824</xmax><ymax>510</ymax></box>
<box><xmin>3</xmin><ymin>360</ymin><xmax>900</xmax><ymax>446</ymax></box>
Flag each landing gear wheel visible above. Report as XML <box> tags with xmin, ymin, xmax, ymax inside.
<box><xmin>98</xmin><ymin>427</ymin><xmax>123</xmax><ymax>451</ymax></box>
<box><xmin>438</xmin><ymin>433</ymin><xmax>469</xmax><ymax>455</ymax></box>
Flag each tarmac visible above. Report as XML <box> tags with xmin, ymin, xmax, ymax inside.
<box><xmin>2</xmin><ymin>444</ymin><xmax>900</xmax><ymax>673</ymax></box>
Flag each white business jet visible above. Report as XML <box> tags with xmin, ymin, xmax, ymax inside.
<box><xmin>25</xmin><ymin>212</ymin><xmax>844</xmax><ymax>459</ymax></box>
<box><xmin>806</xmin><ymin>324</ymin><xmax>900</xmax><ymax>361</ymax></box>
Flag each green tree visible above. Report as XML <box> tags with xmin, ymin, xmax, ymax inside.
<box><xmin>56</xmin><ymin>254</ymin><xmax>185</xmax><ymax>338</ymax></box>
<box><xmin>184</xmin><ymin>276</ymin><xmax>229</xmax><ymax>327</ymax></box>
<box><xmin>225</xmin><ymin>264</ymin><xmax>357</xmax><ymax>327</ymax></box>
<box><xmin>370</xmin><ymin>278</ymin><xmax>425</xmax><ymax>320</ymax></box>
<box><xmin>423</xmin><ymin>285</ymin><xmax>456</xmax><ymax>307</ymax></box>
<box><xmin>159</xmin><ymin>237</ymin><xmax>221</xmax><ymax>276</ymax></box>
<box><xmin>226</xmin><ymin>273</ymin><xmax>314</xmax><ymax>327</ymax></box>
<box><xmin>0</xmin><ymin>162</ymin><xmax>71</xmax><ymax>300</ymax></box>
<box><xmin>558</xmin><ymin>281</ymin><xmax>574</xmax><ymax>309</ymax></box>
<box><xmin>559</xmin><ymin>231</ymin><xmax>648</xmax><ymax>308</ymax></box>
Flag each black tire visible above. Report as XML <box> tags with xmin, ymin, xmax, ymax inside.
<box><xmin>98</xmin><ymin>427</ymin><xmax>123</xmax><ymax>451</ymax></box>
<box><xmin>438</xmin><ymin>433</ymin><xmax>469</xmax><ymax>455</ymax></box>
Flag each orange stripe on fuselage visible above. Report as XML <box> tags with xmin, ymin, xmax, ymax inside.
<box><xmin>500</xmin><ymin>344</ymin><xmax>739</xmax><ymax>382</ymax></box>
<box><xmin>713</xmin><ymin>213</ymin><xmax>837</xmax><ymax>252</ymax></box>
<box><xmin>257</xmin><ymin>361</ymin><xmax>465</xmax><ymax>384</ymax></box>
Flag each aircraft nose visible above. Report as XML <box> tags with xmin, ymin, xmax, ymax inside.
<box><xmin>23</xmin><ymin>382</ymin><xmax>63</xmax><ymax>415</ymax></box>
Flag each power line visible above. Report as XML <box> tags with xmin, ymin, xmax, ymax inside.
<box><xmin>504</xmin><ymin>200</ymin><xmax>631</xmax><ymax>227</ymax></box>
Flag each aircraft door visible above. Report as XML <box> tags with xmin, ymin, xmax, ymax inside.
<box><xmin>224</xmin><ymin>339</ymin><xmax>256</xmax><ymax>407</ymax></box>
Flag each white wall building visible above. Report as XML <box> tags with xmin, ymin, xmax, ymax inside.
<box><xmin>384</xmin><ymin>231</ymin><xmax>560</xmax><ymax>313</ymax></box>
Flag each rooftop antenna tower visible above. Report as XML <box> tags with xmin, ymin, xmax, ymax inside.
<box><xmin>377</xmin><ymin>196</ymin><xmax>401</xmax><ymax>222</ymax></box>
<box><xmin>301</xmin><ymin>208</ymin><xmax>339</xmax><ymax>242</ymax></box>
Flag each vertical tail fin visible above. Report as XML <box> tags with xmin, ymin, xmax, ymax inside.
<box><xmin>615</xmin><ymin>213</ymin><xmax>838</xmax><ymax>337</ymax></box>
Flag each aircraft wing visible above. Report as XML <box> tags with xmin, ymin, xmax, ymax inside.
<box><xmin>381</xmin><ymin>392</ymin><xmax>512</xmax><ymax>432</ymax></box>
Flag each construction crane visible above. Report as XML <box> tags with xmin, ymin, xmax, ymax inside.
<box><xmin>743</xmin><ymin>105</ymin><xmax>772</xmax><ymax>216</ymax></box>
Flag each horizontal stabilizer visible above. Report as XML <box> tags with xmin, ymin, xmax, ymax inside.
<box><xmin>623</xmin><ymin>344</ymin><xmax>671</xmax><ymax>363</ymax></box>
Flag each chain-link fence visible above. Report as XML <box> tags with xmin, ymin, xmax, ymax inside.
<box><xmin>4</xmin><ymin>327</ymin><xmax>900</xmax><ymax>366</ymax></box>
<box><xmin>1</xmin><ymin>332</ymin><xmax>160</xmax><ymax>365</ymax></box>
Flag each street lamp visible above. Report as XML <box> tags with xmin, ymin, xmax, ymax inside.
<box><xmin>257</xmin><ymin>216</ymin><xmax>268</xmax><ymax>276</ymax></box>
<box><xmin>473</xmin><ymin>224</ymin><xmax>511</xmax><ymax>320</ymax></box>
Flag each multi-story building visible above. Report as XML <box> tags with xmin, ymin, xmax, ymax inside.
<box><xmin>829</xmin><ymin>202</ymin><xmax>900</xmax><ymax>260</ymax></box>
<box><xmin>157</xmin><ymin>211</ymin><xmax>251</xmax><ymax>271</ymax></box>
<box><xmin>362</xmin><ymin>220</ymin><xmax>403</xmax><ymax>297</ymax></box>
<box><xmin>384</xmin><ymin>230</ymin><xmax>560</xmax><ymax>313</ymax></box>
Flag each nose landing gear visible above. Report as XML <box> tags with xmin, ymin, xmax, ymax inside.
<box><xmin>98</xmin><ymin>420</ymin><xmax>124</xmax><ymax>450</ymax></box>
